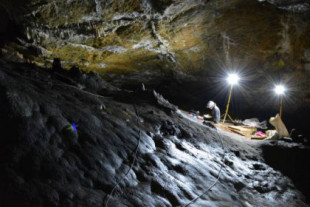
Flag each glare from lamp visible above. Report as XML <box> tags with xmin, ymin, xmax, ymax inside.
<box><xmin>274</xmin><ymin>85</ymin><xmax>286</xmax><ymax>95</ymax></box>
<box><xmin>226</xmin><ymin>73</ymin><xmax>240</xmax><ymax>85</ymax></box>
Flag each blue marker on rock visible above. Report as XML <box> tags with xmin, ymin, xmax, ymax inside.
<box><xmin>72</xmin><ymin>122</ymin><xmax>77</xmax><ymax>132</ymax></box>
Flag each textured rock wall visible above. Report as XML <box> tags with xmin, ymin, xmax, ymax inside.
<box><xmin>0</xmin><ymin>60</ymin><xmax>309</xmax><ymax>207</ymax></box>
<box><xmin>1</xmin><ymin>0</ymin><xmax>310</xmax><ymax>74</ymax></box>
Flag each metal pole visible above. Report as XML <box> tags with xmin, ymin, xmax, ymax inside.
<box><xmin>279</xmin><ymin>95</ymin><xmax>283</xmax><ymax>118</ymax></box>
<box><xmin>223</xmin><ymin>85</ymin><xmax>233</xmax><ymax>123</ymax></box>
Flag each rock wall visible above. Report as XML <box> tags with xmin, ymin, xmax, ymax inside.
<box><xmin>0</xmin><ymin>60</ymin><xmax>309</xmax><ymax>207</ymax></box>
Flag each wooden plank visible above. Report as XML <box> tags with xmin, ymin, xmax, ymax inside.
<box><xmin>181</xmin><ymin>109</ymin><xmax>266</xmax><ymax>141</ymax></box>
<box><xmin>228</xmin><ymin>125</ymin><xmax>254</xmax><ymax>132</ymax></box>
<box><xmin>230</xmin><ymin>129</ymin><xmax>248</xmax><ymax>137</ymax></box>
<box><xmin>228</xmin><ymin>125</ymin><xmax>255</xmax><ymax>138</ymax></box>
<box><xmin>216</xmin><ymin>122</ymin><xmax>266</xmax><ymax>140</ymax></box>
<box><xmin>251</xmin><ymin>135</ymin><xmax>267</xmax><ymax>140</ymax></box>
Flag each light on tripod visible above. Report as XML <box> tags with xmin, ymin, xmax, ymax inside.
<box><xmin>274</xmin><ymin>85</ymin><xmax>285</xmax><ymax>95</ymax></box>
<box><xmin>274</xmin><ymin>84</ymin><xmax>286</xmax><ymax>118</ymax></box>
<box><xmin>226</xmin><ymin>73</ymin><xmax>240</xmax><ymax>85</ymax></box>
<box><xmin>223</xmin><ymin>73</ymin><xmax>240</xmax><ymax>123</ymax></box>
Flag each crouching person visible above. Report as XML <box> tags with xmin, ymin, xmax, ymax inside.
<box><xmin>206</xmin><ymin>101</ymin><xmax>221</xmax><ymax>123</ymax></box>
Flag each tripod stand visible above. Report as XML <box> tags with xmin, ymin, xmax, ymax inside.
<box><xmin>222</xmin><ymin>85</ymin><xmax>234</xmax><ymax>123</ymax></box>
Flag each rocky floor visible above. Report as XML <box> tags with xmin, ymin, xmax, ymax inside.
<box><xmin>0</xmin><ymin>60</ymin><xmax>310</xmax><ymax>207</ymax></box>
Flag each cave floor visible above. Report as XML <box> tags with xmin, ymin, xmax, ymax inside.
<box><xmin>177</xmin><ymin>109</ymin><xmax>263</xmax><ymax>142</ymax></box>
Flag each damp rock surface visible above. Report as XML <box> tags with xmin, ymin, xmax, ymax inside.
<box><xmin>0</xmin><ymin>61</ymin><xmax>309</xmax><ymax>207</ymax></box>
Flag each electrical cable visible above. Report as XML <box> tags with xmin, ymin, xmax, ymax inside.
<box><xmin>104</xmin><ymin>103</ymin><xmax>141</xmax><ymax>207</ymax></box>
<box><xmin>182</xmin><ymin>127</ymin><xmax>226</xmax><ymax>207</ymax></box>
<box><xmin>6</xmin><ymin>66</ymin><xmax>225</xmax><ymax>206</ymax></box>
<box><xmin>2</xmin><ymin>67</ymin><xmax>112</xmax><ymax>100</ymax></box>
<box><xmin>54</xmin><ymin>83</ymin><xmax>113</xmax><ymax>99</ymax></box>
<box><xmin>6</xmin><ymin>67</ymin><xmax>142</xmax><ymax>207</ymax></box>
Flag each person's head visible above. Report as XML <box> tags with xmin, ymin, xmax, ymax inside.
<box><xmin>206</xmin><ymin>101</ymin><xmax>215</xmax><ymax>109</ymax></box>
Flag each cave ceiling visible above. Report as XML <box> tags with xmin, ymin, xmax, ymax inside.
<box><xmin>0</xmin><ymin>0</ymin><xmax>308</xmax><ymax>75</ymax></box>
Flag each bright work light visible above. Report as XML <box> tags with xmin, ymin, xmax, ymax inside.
<box><xmin>274</xmin><ymin>84</ymin><xmax>286</xmax><ymax>118</ymax></box>
<box><xmin>223</xmin><ymin>73</ymin><xmax>240</xmax><ymax>123</ymax></box>
<box><xmin>274</xmin><ymin>85</ymin><xmax>285</xmax><ymax>95</ymax></box>
<box><xmin>226</xmin><ymin>73</ymin><xmax>240</xmax><ymax>85</ymax></box>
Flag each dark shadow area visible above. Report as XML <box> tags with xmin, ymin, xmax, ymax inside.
<box><xmin>262</xmin><ymin>143</ymin><xmax>310</xmax><ymax>204</ymax></box>
<box><xmin>0</xmin><ymin>85</ymin><xmax>23</xmax><ymax>207</ymax></box>
<box><xmin>0</xmin><ymin>1</ymin><xmax>30</xmax><ymax>50</ymax></box>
